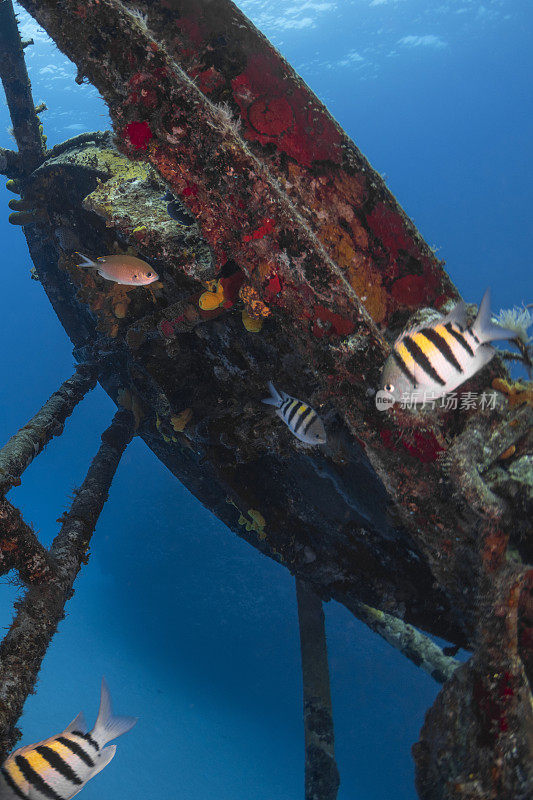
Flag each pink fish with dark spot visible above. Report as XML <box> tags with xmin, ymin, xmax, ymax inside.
<box><xmin>75</xmin><ymin>252</ymin><xmax>158</xmax><ymax>286</ymax></box>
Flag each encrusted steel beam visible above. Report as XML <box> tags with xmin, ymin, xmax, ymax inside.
<box><xmin>296</xmin><ymin>578</ymin><xmax>339</xmax><ymax>800</ymax></box>
<box><xmin>0</xmin><ymin>408</ymin><xmax>134</xmax><ymax>758</ymax></box>
<box><xmin>344</xmin><ymin>599</ymin><xmax>460</xmax><ymax>685</ymax></box>
<box><xmin>0</xmin><ymin>365</ymin><xmax>98</xmax><ymax>497</ymax></box>
<box><xmin>0</xmin><ymin>499</ymin><xmax>53</xmax><ymax>583</ymax></box>
<box><xmin>0</xmin><ymin>0</ymin><xmax>46</xmax><ymax>172</ymax></box>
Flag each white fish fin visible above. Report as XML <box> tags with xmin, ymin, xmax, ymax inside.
<box><xmin>62</xmin><ymin>788</ymin><xmax>84</xmax><ymax>799</ymax></box>
<box><xmin>393</xmin><ymin>323</ymin><xmax>424</xmax><ymax>346</ymax></box>
<box><xmin>393</xmin><ymin>330</ymin><xmax>407</xmax><ymax>347</ymax></box>
<box><xmin>441</xmin><ymin>299</ymin><xmax>468</xmax><ymax>329</ymax></box>
<box><xmin>96</xmin><ymin>268</ymin><xmax>113</xmax><ymax>281</ymax></box>
<box><xmin>75</xmin><ymin>251</ymin><xmax>97</xmax><ymax>269</ymax></box>
<box><xmin>395</xmin><ymin>301</ymin><xmax>468</xmax><ymax>344</ymax></box>
<box><xmin>472</xmin><ymin>343</ymin><xmax>496</xmax><ymax>373</ymax></box>
<box><xmin>64</xmin><ymin>711</ymin><xmax>88</xmax><ymax>734</ymax></box>
<box><xmin>92</xmin><ymin>678</ymin><xmax>137</xmax><ymax>746</ymax></box>
<box><xmin>261</xmin><ymin>381</ymin><xmax>282</xmax><ymax>407</ymax></box>
<box><xmin>91</xmin><ymin>745</ymin><xmax>116</xmax><ymax>778</ymax></box>
<box><xmin>472</xmin><ymin>288</ymin><xmax>516</xmax><ymax>343</ymax></box>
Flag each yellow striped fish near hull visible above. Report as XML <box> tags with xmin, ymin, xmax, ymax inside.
<box><xmin>262</xmin><ymin>382</ymin><xmax>327</xmax><ymax>445</ymax></box>
<box><xmin>0</xmin><ymin>680</ymin><xmax>136</xmax><ymax>800</ymax></box>
<box><xmin>380</xmin><ymin>288</ymin><xmax>516</xmax><ymax>404</ymax></box>
<box><xmin>392</xmin><ymin>322</ymin><xmax>489</xmax><ymax>397</ymax></box>
<box><xmin>0</xmin><ymin>731</ymin><xmax>98</xmax><ymax>800</ymax></box>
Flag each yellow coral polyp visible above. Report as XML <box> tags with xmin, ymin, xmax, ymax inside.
<box><xmin>237</xmin><ymin>508</ymin><xmax>266</xmax><ymax>538</ymax></box>
<box><xmin>113</xmin><ymin>301</ymin><xmax>128</xmax><ymax>319</ymax></box>
<box><xmin>242</xmin><ymin>309</ymin><xmax>263</xmax><ymax>333</ymax></box>
<box><xmin>170</xmin><ymin>408</ymin><xmax>193</xmax><ymax>432</ymax></box>
<box><xmin>117</xmin><ymin>389</ymin><xmax>144</xmax><ymax>431</ymax></box>
<box><xmin>226</xmin><ymin>500</ymin><xmax>267</xmax><ymax>541</ymax></box>
<box><xmin>199</xmin><ymin>280</ymin><xmax>225</xmax><ymax>311</ymax></box>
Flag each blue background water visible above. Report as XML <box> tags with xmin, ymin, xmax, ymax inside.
<box><xmin>0</xmin><ymin>1</ymin><xmax>531</xmax><ymax>798</ymax></box>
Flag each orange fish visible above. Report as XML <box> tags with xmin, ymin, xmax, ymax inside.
<box><xmin>75</xmin><ymin>252</ymin><xmax>158</xmax><ymax>286</ymax></box>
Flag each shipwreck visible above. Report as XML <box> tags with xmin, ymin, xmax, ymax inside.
<box><xmin>0</xmin><ymin>1</ymin><xmax>531</xmax><ymax>798</ymax></box>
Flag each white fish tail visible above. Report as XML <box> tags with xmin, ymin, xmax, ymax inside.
<box><xmin>92</xmin><ymin>678</ymin><xmax>137</xmax><ymax>747</ymax></box>
<box><xmin>261</xmin><ymin>381</ymin><xmax>282</xmax><ymax>407</ymax></box>
<box><xmin>473</xmin><ymin>288</ymin><xmax>516</xmax><ymax>343</ymax></box>
<box><xmin>75</xmin><ymin>251</ymin><xmax>97</xmax><ymax>269</ymax></box>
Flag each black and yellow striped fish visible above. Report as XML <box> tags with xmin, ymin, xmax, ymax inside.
<box><xmin>0</xmin><ymin>680</ymin><xmax>136</xmax><ymax>800</ymax></box>
<box><xmin>380</xmin><ymin>288</ymin><xmax>515</xmax><ymax>403</ymax></box>
<box><xmin>262</xmin><ymin>382</ymin><xmax>327</xmax><ymax>445</ymax></box>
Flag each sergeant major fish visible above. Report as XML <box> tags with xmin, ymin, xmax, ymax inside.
<box><xmin>380</xmin><ymin>288</ymin><xmax>516</xmax><ymax>403</ymax></box>
<box><xmin>0</xmin><ymin>679</ymin><xmax>137</xmax><ymax>800</ymax></box>
<box><xmin>75</xmin><ymin>252</ymin><xmax>158</xmax><ymax>286</ymax></box>
<box><xmin>262</xmin><ymin>382</ymin><xmax>327</xmax><ymax>445</ymax></box>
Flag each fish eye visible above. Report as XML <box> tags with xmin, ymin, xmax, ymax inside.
<box><xmin>384</xmin><ymin>383</ymin><xmax>394</xmax><ymax>393</ymax></box>
<box><xmin>146</xmin><ymin>272</ymin><xmax>153</xmax><ymax>277</ymax></box>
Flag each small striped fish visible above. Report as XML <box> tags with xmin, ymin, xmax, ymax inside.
<box><xmin>380</xmin><ymin>288</ymin><xmax>516</xmax><ymax>403</ymax></box>
<box><xmin>262</xmin><ymin>382</ymin><xmax>327</xmax><ymax>445</ymax></box>
<box><xmin>0</xmin><ymin>680</ymin><xmax>136</xmax><ymax>800</ymax></box>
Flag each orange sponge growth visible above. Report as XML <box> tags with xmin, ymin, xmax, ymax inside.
<box><xmin>492</xmin><ymin>378</ymin><xmax>533</xmax><ymax>407</ymax></box>
<box><xmin>199</xmin><ymin>280</ymin><xmax>225</xmax><ymax>311</ymax></box>
<box><xmin>239</xmin><ymin>285</ymin><xmax>271</xmax><ymax>319</ymax></box>
<box><xmin>242</xmin><ymin>309</ymin><xmax>263</xmax><ymax>332</ymax></box>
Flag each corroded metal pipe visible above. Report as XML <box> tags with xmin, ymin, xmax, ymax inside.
<box><xmin>0</xmin><ymin>365</ymin><xmax>98</xmax><ymax>497</ymax></box>
<box><xmin>343</xmin><ymin>598</ymin><xmax>460</xmax><ymax>684</ymax></box>
<box><xmin>0</xmin><ymin>498</ymin><xmax>53</xmax><ymax>583</ymax></box>
<box><xmin>296</xmin><ymin>578</ymin><xmax>339</xmax><ymax>800</ymax></box>
<box><xmin>0</xmin><ymin>408</ymin><xmax>134</xmax><ymax>758</ymax></box>
<box><xmin>0</xmin><ymin>0</ymin><xmax>46</xmax><ymax>172</ymax></box>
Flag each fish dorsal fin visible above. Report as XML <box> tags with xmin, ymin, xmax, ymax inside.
<box><xmin>393</xmin><ymin>324</ymin><xmax>422</xmax><ymax>346</ymax></box>
<box><xmin>64</xmin><ymin>711</ymin><xmax>88</xmax><ymax>735</ymax></box>
<box><xmin>394</xmin><ymin>303</ymin><xmax>466</xmax><ymax>346</ymax></box>
<box><xmin>441</xmin><ymin>299</ymin><xmax>468</xmax><ymax>329</ymax></box>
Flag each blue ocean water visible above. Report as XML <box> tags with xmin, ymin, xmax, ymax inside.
<box><xmin>0</xmin><ymin>1</ymin><xmax>531</xmax><ymax>798</ymax></box>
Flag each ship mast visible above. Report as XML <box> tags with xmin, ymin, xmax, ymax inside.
<box><xmin>0</xmin><ymin>0</ymin><xmax>46</xmax><ymax>173</ymax></box>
